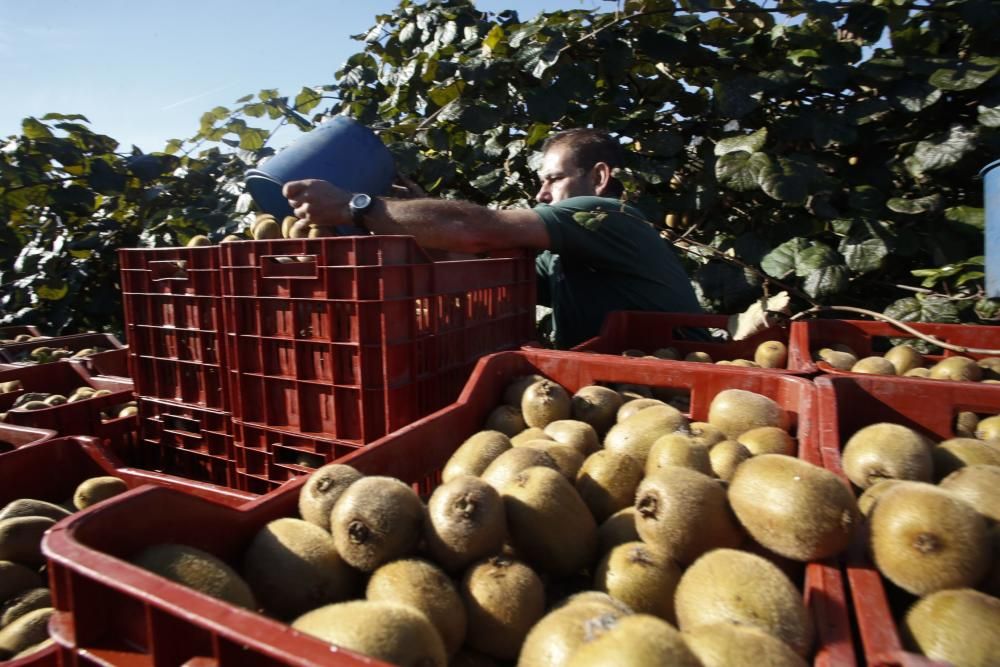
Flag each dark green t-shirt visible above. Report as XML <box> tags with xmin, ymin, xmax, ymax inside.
<box><xmin>534</xmin><ymin>196</ymin><xmax>703</xmax><ymax>349</ymax></box>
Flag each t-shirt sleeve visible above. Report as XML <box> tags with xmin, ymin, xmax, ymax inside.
<box><xmin>533</xmin><ymin>198</ymin><xmax>646</xmax><ymax>271</ymax></box>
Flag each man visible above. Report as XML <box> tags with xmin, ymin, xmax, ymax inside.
<box><xmin>283</xmin><ymin>128</ymin><xmax>703</xmax><ymax>348</ymax></box>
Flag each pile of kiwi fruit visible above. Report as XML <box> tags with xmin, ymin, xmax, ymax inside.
<box><xmin>0</xmin><ymin>382</ymin><xmax>136</xmax><ymax>425</ymax></box>
<box><xmin>619</xmin><ymin>339</ymin><xmax>789</xmax><ymax>370</ymax></box>
<box><xmin>7</xmin><ymin>345</ymin><xmax>105</xmax><ymax>365</ymax></box>
<box><xmin>838</xmin><ymin>414</ymin><xmax>1000</xmax><ymax>664</ymax></box>
<box><xmin>0</xmin><ymin>475</ymin><xmax>129</xmax><ymax>660</ymax></box>
<box><xmin>816</xmin><ymin>340</ymin><xmax>1000</xmax><ymax>383</ymax></box>
<box><xmin>0</xmin><ymin>335</ymin><xmax>49</xmax><ymax>347</ymax></box>
<box><xmin>185</xmin><ymin>212</ymin><xmax>335</xmax><ymax>247</ymax></box>
<box><xmin>129</xmin><ymin>375</ymin><xmax>867</xmax><ymax>666</ymax></box>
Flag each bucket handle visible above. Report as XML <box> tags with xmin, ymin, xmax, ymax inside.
<box><xmin>260</xmin><ymin>254</ymin><xmax>318</xmax><ymax>279</ymax></box>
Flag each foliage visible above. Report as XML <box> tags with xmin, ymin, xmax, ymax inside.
<box><xmin>2</xmin><ymin>0</ymin><xmax>1000</xmax><ymax>333</ymax></box>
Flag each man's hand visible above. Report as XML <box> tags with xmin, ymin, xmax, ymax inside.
<box><xmin>283</xmin><ymin>179</ymin><xmax>351</xmax><ymax>227</ymax></box>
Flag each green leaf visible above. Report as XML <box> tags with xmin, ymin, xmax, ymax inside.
<box><xmin>482</xmin><ymin>24</ymin><xmax>505</xmax><ymax>53</ymax></box>
<box><xmin>715</xmin><ymin>151</ymin><xmax>771</xmax><ymax>192</ymax></box>
<box><xmin>21</xmin><ymin>118</ymin><xmax>52</xmax><ymax>140</ymax></box>
<box><xmin>975</xmin><ymin>298</ymin><xmax>1000</xmax><ymax>321</ymax></box>
<box><xmin>713</xmin><ymin>76</ymin><xmax>762</xmax><ymax>119</ymax></box>
<box><xmin>979</xmin><ymin>102</ymin><xmax>1000</xmax><ymax>128</ymax></box>
<box><xmin>890</xmin><ymin>80</ymin><xmax>941</xmax><ymax>113</ymax></box>
<box><xmin>37</xmin><ymin>281</ymin><xmax>68</xmax><ymax>301</ymax></box>
<box><xmin>237</xmin><ymin>126</ymin><xmax>269</xmax><ymax>151</ymax></box>
<box><xmin>759</xmin><ymin>160</ymin><xmax>808</xmax><ymax>205</ymax></box>
<box><xmin>887</xmin><ymin>194</ymin><xmax>942</xmax><ymax>214</ymax></box>
<box><xmin>907</xmin><ymin>125</ymin><xmax>977</xmax><ymax>175</ymax></box>
<box><xmin>760</xmin><ymin>237</ymin><xmax>809</xmax><ymax>279</ymax></box>
<box><xmin>714</xmin><ymin>128</ymin><xmax>767</xmax><ymax>156</ymax></box>
<box><xmin>803</xmin><ymin>265</ymin><xmax>850</xmax><ymax>301</ymax></box>
<box><xmin>839</xmin><ymin>235</ymin><xmax>888</xmax><ymax>274</ymax></box>
<box><xmin>929</xmin><ymin>56</ymin><xmax>1000</xmax><ymax>91</ymax></box>
<box><xmin>956</xmin><ymin>271</ymin><xmax>984</xmax><ymax>286</ymax></box>
<box><xmin>848</xmin><ymin>185</ymin><xmax>884</xmax><ymax>213</ymax></box>
<box><xmin>795</xmin><ymin>243</ymin><xmax>839</xmax><ymax>278</ymax></box>
<box><xmin>884</xmin><ymin>296</ymin><xmax>960</xmax><ymax>323</ymax></box>
<box><xmin>944</xmin><ymin>206</ymin><xmax>985</xmax><ymax>230</ymax></box>
<box><xmin>787</xmin><ymin>49</ymin><xmax>819</xmax><ymax>67</ymax></box>
<box><xmin>295</xmin><ymin>87</ymin><xmax>322</xmax><ymax>115</ymax></box>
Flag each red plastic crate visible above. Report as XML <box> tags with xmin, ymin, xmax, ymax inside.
<box><xmin>73</xmin><ymin>346</ymin><xmax>130</xmax><ymax>380</ymax></box>
<box><xmin>222</xmin><ymin>236</ymin><xmax>535</xmax><ymax>445</ymax></box>
<box><xmin>0</xmin><ymin>325</ymin><xmax>42</xmax><ymax>339</ymax></box>
<box><xmin>0</xmin><ymin>423</ymin><xmax>55</xmax><ymax>452</ymax></box>
<box><xmin>0</xmin><ymin>332</ymin><xmax>123</xmax><ymax>365</ymax></box>
<box><xmin>789</xmin><ymin>318</ymin><xmax>1000</xmax><ymax>377</ymax></box>
<box><xmin>137</xmin><ymin>397</ymin><xmax>237</xmax><ymax>490</ymax></box>
<box><xmin>571</xmin><ymin>311</ymin><xmax>800</xmax><ymax>372</ymax></box>
<box><xmin>0</xmin><ymin>363</ymin><xmax>138</xmax><ymax>462</ymax></box>
<box><xmin>41</xmin><ymin>349</ymin><xmax>853</xmax><ymax>667</ymax></box>
<box><xmin>120</xmin><ymin>246</ymin><xmax>230</xmax><ymax>411</ymax></box>
<box><xmin>815</xmin><ymin>375</ymin><xmax>999</xmax><ymax>667</ymax></box>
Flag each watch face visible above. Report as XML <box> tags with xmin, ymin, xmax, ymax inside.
<box><xmin>351</xmin><ymin>193</ymin><xmax>372</xmax><ymax>210</ymax></box>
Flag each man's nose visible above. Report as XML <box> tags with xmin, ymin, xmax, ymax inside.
<box><xmin>536</xmin><ymin>183</ymin><xmax>551</xmax><ymax>204</ymax></box>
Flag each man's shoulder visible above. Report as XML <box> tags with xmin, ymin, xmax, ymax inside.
<box><xmin>534</xmin><ymin>196</ymin><xmax>649</xmax><ymax>223</ymax></box>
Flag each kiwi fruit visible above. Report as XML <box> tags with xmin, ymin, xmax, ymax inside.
<box><xmin>0</xmin><ymin>499</ymin><xmax>71</xmax><ymax>523</ymax></box>
<box><xmin>974</xmin><ymin>414</ymin><xmax>1000</xmax><ymax>440</ymax></box>
<box><xmin>518</xmin><ymin>593</ymin><xmax>631</xmax><ymax>667</ymax></box>
<box><xmin>938</xmin><ymin>464</ymin><xmax>1000</xmax><ymax>523</ymax></box>
<box><xmin>0</xmin><ymin>516</ymin><xmax>55</xmax><ymax>567</ymax></box>
<box><xmin>929</xmin><ymin>356</ymin><xmax>983</xmax><ymax>382</ymax></box>
<box><xmin>521</xmin><ymin>442</ymin><xmax>585</xmax><ymax>480</ymax></box>
<box><xmin>736</xmin><ymin>426</ymin><xmax>796</xmax><ymax>456</ymax></box>
<box><xmin>480</xmin><ymin>447</ymin><xmax>558</xmax><ymax>491</ymax></box>
<box><xmin>297</xmin><ymin>463</ymin><xmax>363</xmax><ymax>531</ymax></box>
<box><xmin>597</xmin><ymin>508</ymin><xmax>640</xmax><ymax>555</ymax></box>
<box><xmin>955</xmin><ymin>411</ymin><xmax>980</xmax><ymax>438</ymax></box>
<box><xmin>594</xmin><ymin>541</ymin><xmax>681</xmax><ymax>622</ymax></box>
<box><xmin>685</xmin><ymin>421</ymin><xmax>726</xmax><ymax>448</ymax></box>
<box><xmin>132</xmin><ymin>544</ymin><xmax>256</xmax><ymax>609</ymax></box>
<box><xmin>754</xmin><ymin>341</ymin><xmax>788</xmax><ymax>369</ymax></box>
<box><xmin>816</xmin><ymin>348</ymin><xmax>857</xmax><ymax>371</ymax></box>
<box><xmin>604</xmin><ymin>404</ymin><xmax>688</xmax><ymax>463</ymax></box>
<box><xmin>501</xmin><ymin>466</ymin><xmax>597</xmax><ymax>577</ymax></box>
<box><xmin>73</xmin><ymin>476</ymin><xmax>128</xmax><ymax>510</ymax></box>
<box><xmin>841</xmin><ymin>423</ymin><xmax>933</xmax><ymax>489</ymax></box>
<box><xmin>510</xmin><ymin>427</ymin><xmax>552</xmax><ymax>446</ymax></box>
<box><xmin>653</xmin><ymin>347</ymin><xmax>679</xmax><ymax>360</ymax></box>
<box><xmin>243</xmin><ymin>518</ymin><xmax>357</xmax><ymax>620</ymax></box>
<box><xmin>635</xmin><ymin>467</ymin><xmax>742</xmax><ymax>565</ymax></box>
<box><xmin>883</xmin><ymin>344</ymin><xmax>924</xmax><ymax>375</ymax></box>
<box><xmin>461</xmin><ymin>556</ymin><xmax>545</xmax><ymax>660</ymax></box>
<box><xmin>0</xmin><ymin>587</ymin><xmax>51</xmax><ymax>629</ymax></box>
<box><xmin>0</xmin><ymin>607</ymin><xmax>53</xmax><ymax>659</ymax></box>
<box><xmin>904</xmin><ymin>367</ymin><xmax>932</xmax><ymax>378</ymax></box>
<box><xmin>852</xmin><ymin>356</ymin><xmax>897</xmax><ymax>375</ymax></box>
<box><xmin>566</xmin><ymin>613</ymin><xmax>701</xmax><ymax>667</ymax></box>
<box><xmin>622</xmin><ymin>348</ymin><xmax>646</xmax><ymax>357</ymax></box>
<box><xmin>857</xmin><ymin>479</ymin><xmax>909</xmax><ymax>517</ymax></box>
<box><xmin>708</xmin><ymin>440</ymin><xmax>752</xmax><ymax>482</ymax></box>
<box><xmin>684</xmin><ymin>351</ymin><xmax>713</xmax><ymax>363</ymax></box>
<box><xmin>186</xmin><ymin>235</ymin><xmax>211</xmax><ymax>247</ymax></box>
<box><xmin>251</xmin><ymin>219</ymin><xmax>282</xmax><ymax>240</ymax></box>
<box><xmin>675</xmin><ymin>548</ymin><xmax>814</xmax><ymax>656</ymax></box>
<box><xmin>612</xmin><ymin>399</ymin><xmax>660</xmax><ymax>424</ymax></box>
<box><xmin>330</xmin><ymin>476</ymin><xmax>424</xmax><ymax>572</ymax></box>
<box><xmin>543</xmin><ymin>420</ymin><xmax>599</xmax><ymax>456</ymax></box>
<box><xmin>442</xmin><ymin>431</ymin><xmax>512</xmax><ymax>483</ymax></box>
<box><xmin>575</xmin><ymin>450</ymin><xmax>644</xmax><ymax>523</ymax></box>
<box><xmin>15</xmin><ymin>401</ymin><xmax>49</xmax><ymax>412</ymax></box>
<box><xmin>220</xmin><ymin>234</ymin><xmax>243</xmax><ymax>243</ymax></box>
<box><xmin>644</xmin><ymin>433</ymin><xmax>711</xmax><ymax>476</ymax></box>
<box><xmin>288</xmin><ymin>219</ymin><xmax>314</xmax><ymax>239</ymax></box>
<box><xmin>484</xmin><ymin>405</ymin><xmax>527</xmax><ymax>437</ymax></box>
<box><xmin>934</xmin><ymin>437</ymin><xmax>1000</xmax><ymax>478</ymax></box>
<box><xmin>869</xmin><ymin>482</ymin><xmax>991</xmax><ymax>596</ymax></box>
<box><xmin>522</xmin><ymin>380</ymin><xmax>572</xmax><ymax>428</ymax></box>
<box><xmin>366</xmin><ymin>558</ymin><xmax>466</xmax><ymax>657</ymax></box>
<box><xmin>292</xmin><ymin>600</ymin><xmax>447</xmax><ymax>667</ymax></box>
<box><xmin>902</xmin><ymin>588</ymin><xmax>1000</xmax><ymax>667</ymax></box>
<box><xmin>708</xmin><ymin>389</ymin><xmax>785</xmax><ymax>439</ymax></box>
<box><xmin>570</xmin><ymin>386</ymin><xmax>623</xmax><ymax>436</ymax></box>
<box><xmin>425</xmin><ymin>475</ymin><xmax>506</xmax><ymax>572</ymax></box>
<box><xmin>503</xmin><ymin>374</ymin><xmax>547</xmax><ymax>406</ymax></box>
<box><xmin>0</xmin><ymin>561</ymin><xmax>43</xmax><ymax>604</ymax></box>
<box><xmin>978</xmin><ymin>356</ymin><xmax>1000</xmax><ymax>377</ymax></box>
<box><xmin>683</xmin><ymin>622</ymin><xmax>809</xmax><ymax>667</ymax></box>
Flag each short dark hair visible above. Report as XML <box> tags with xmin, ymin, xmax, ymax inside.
<box><xmin>541</xmin><ymin>128</ymin><xmax>625</xmax><ymax>197</ymax></box>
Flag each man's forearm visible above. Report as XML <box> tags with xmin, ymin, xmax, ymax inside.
<box><xmin>365</xmin><ymin>198</ymin><xmax>493</xmax><ymax>252</ymax></box>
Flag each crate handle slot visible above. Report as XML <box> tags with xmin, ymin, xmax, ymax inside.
<box><xmin>260</xmin><ymin>254</ymin><xmax>318</xmax><ymax>279</ymax></box>
<box><xmin>150</xmin><ymin>260</ymin><xmax>189</xmax><ymax>282</ymax></box>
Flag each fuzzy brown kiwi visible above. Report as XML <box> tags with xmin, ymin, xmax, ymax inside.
<box><xmin>575</xmin><ymin>450</ymin><xmax>644</xmax><ymax>523</ymax></box>
<box><xmin>484</xmin><ymin>405</ymin><xmax>527</xmax><ymax>437</ymax></box>
<box><xmin>852</xmin><ymin>356</ymin><xmax>897</xmax><ymax>375</ymax></box>
<box><xmin>675</xmin><ymin>548</ymin><xmax>814</xmax><ymax>657</ymax></box>
<box><xmin>728</xmin><ymin>454</ymin><xmax>858</xmax><ymax>561</ymax></box>
<box><xmin>857</xmin><ymin>479</ymin><xmax>910</xmax><ymax>517</ymax></box>
<box><xmin>929</xmin><ymin>356</ymin><xmax>983</xmax><ymax>382</ymax></box>
<box><xmin>934</xmin><ymin>438</ymin><xmax>1000</xmax><ymax>478</ymax></box>
<box><xmin>683</xmin><ymin>623</ymin><xmax>809</xmax><ymax>667</ymax></box>
<box><xmin>566</xmin><ymin>614</ymin><xmax>702</xmax><ymax>667</ymax></box>
<box><xmin>329</xmin><ymin>476</ymin><xmax>425</xmax><ymax>572</ymax></box>
<box><xmin>938</xmin><ymin>464</ymin><xmax>1000</xmax><ymax>522</ymax></box>
<box><xmin>736</xmin><ymin>426</ymin><xmax>796</xmax><ymax>456</ymax></box>
<box><xmin>644</xmin><ymin>433</ymin><xmax>712</xmax><ymax>476</ymax></box>
<box><xmin>521</xmin><ymin>441</ymin><xmax>585</xmax><ymax>480</ymax></box>
<box><xmin>615</xmin><ymin>397</ymin><xmax>665</xmax><ymax>423</ymax></box>
<box><xmin>544</xmin><ymin>420</ymin><xmax>600</xmax><ymax>455</ymax></box>
<box><xmin>73</xmin><ymin>476</ymin><xmax>128</xmax><ymax>510</ymax></box>
<box><xmin>243</xmin><ymin>518</ymin><xmax>358</xmax><ymax>620</ymax></box>
<box><xmin>0</xmin><ymin>587</ymin><xmax>50</xmax><ymax>628</ymax></box>
<box><xmin>597</xmin><ymin>508</ymin><xmax>640</xmax><ymax>555</ymax></box>
<box><xmin>517</xmin><ymin>593</ymin><xmax>631</xmax><ymax>667</ymax></box>
<box><xmin>522</xmin><ymin>380</ymin><xmax>572</xmax><ymax>428</ymax></box>
<box><xmin>707</xmin><ymin>389</ymin><xmax>786</xmax><ymax>439</ymax></box>
<box><xmin>0</xmin><ymin>499</ymin><xmax>71</xmax><ymax>523</ymax></box>
<box><xmin>974</xmin><ymin>414</ymin><xmax>1000</xmax><ymax>440</ymax></box>
<box><xmin>0</xmin><ymin>517</ymin><xmax>55</xmax><ymax>567</ymax></box>
<box><xmin>841</xmin><ymin>423</ymin><xmax>933</xmax><ymax>489</ymax></box>
<box><xmin>604</xmin><ymin>404</ymin><xmax>688</xmax><ymax>463</ymax></box>
<box><xmin>869</xmin><ymin>482</ymin><xmax>991</xmax><ymax>596</ymax></box>
<box><xmin>510</xmin><ymin>427</ymin><xmax>552</xmax><ymax>446</ymax></box>
<box><xmin>0</xmin><ymin>561</ymin><xmax>43</xmax><ymax>607</ymax></box>
<box><xmin>0</xmin><ymin>607</ymin><xmax>53</xmax><ymax>659</ymax></box>
<box><xmin>685</xmin><ymin>421</ymin><xmax>726</xmax><ymax>448</ymax></box>
<box><xmin>708</xmin><ymin>440</ymin><xmax>752</xmax><ymax>482</ymax></box>
<box><xmin>480</xmin><ymin>447</ymin><xmax>558</xmax><ymax>492</ymax></box>
<box><xmin>502</xmin><ymin>374</ymin><xmax>547</xmax><ymax>406</ymax></box>
<box><xmin>297</xmin><ymin>463</ymin><xmax>363</xmax><ymax>531</ymax></box>
<box><xmin>634</xmin><ymin>467</ymin><xmax>743</xmax><ymax>565</ymax></box>
<box><xmin>366</xmin><ymin>558</ymin><xmax>466</xmax><ymax>657</ymax></box>
<box><xmin>441</xmin><ymin>431</ymin><xmax>512</xmax><ymax>482</ymax></box>
<box><xmin>132</xmin><ymin>544</ymin><xmax>257</xmax><ymax>609</ymax></box>
<box><xmin>754</xmin><ymin>340</ymin><xmax>788</xmax><ymax>369</ymax></box>
<box><xmin>570</xmin><ymin>386</ymin><xmax>624</xmax><ymax>436</ymax></box>
<box><xmin>883</xmin><ymin>344</ymin><xmax>924</xmax><ymax>375</ymax></box>
<box><xmin>816</xmin><ymin>348</ymin><xmax>857</xmax><ymax>371</ymax></box>
<box><xmin>594</xmin><ymin>541</ymin><xmax>681</xmax><ymax>622</ymax></box>
<box><xmin>461</xmin><ymin>556</ymin><xmax>545</xmax><ymax>660</ymax></box>
<box><xmin>902</xmin><ymin>588</ymin><xmax>1000</xmax><ymax>667</ymax></box>
<box><xmin>424</xmin><ymin>475</ymin><xmax>506</xmax><ymax>572</ymax></box>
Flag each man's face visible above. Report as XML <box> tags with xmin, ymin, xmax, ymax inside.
<box><xmin>535</xmin><ymin>145</ymin><xmax>597</xmax><ymax>204</ymax></box>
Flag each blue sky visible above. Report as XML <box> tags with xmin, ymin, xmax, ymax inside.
<box><xmin>0</xmin><ymin>0</ymin><xmax>601</xmax><ymax>152</ymax></box>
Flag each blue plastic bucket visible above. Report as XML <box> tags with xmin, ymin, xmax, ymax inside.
<box><xmin>245</xmin><ymin>116</ymin><xmax>396</xmax><ymax>218</ymax></box>
<box><xmin>982</xmin><ymin>159</ymin><xmax>1000</xmax><ymax>298</ymax></box>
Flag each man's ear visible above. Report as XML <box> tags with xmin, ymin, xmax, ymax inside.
<box><xmin>591</xmin><ymin>162</ymin><xmax>613</xmax><ymax>196</ymax></box>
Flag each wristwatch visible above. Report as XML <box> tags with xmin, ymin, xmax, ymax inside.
<box><xmin>348</xmin><ymin>193</ymin><xmax>376</xmax><ymax>223</ymax></box>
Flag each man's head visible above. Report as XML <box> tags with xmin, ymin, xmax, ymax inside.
<box><xmin>535</xmin><ymin>128</ymin><xmax>624</xmax><ymax>204</ymax></box>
